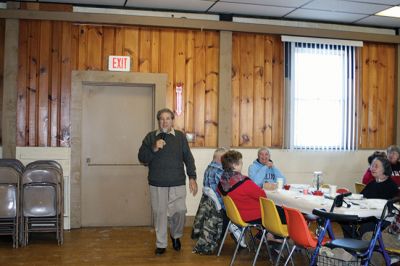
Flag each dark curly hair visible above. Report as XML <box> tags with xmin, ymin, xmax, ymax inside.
<box><xmin>221</xmin><ymin>150</ymin><xmax>242</xmax><ymax>172</ymax></box>
<box><xmin>367</xmin><ymin>151</ymin><xmax>386</xmax><ymax>165</ymax></box>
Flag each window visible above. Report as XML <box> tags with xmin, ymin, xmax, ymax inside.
<box><xmin>283</xmin><ymin>36</ymin><xmax>362</xmax><ymax>151</ymax></box>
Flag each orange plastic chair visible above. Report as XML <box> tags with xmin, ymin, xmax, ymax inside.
<box><xmin>336</xmin><ymin>187</ymin><xmax>350</xmax><ymax>194</ymax></box>
<box><xmin>217</xmin><ymin>195</ymin><xmax>260</xmax><ymax>266</ymax></box>
<box><xmin>283</xmin><ymin>206</ymin><xmax>328</xmax><ymax>265</ymax></box>
<box><xmin>252</xmin><ymin>197</ymin><xmax>293</xmax><ymax>266</ymax></box>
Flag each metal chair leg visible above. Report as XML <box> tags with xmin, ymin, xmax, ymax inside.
<box><xmin>217</xmin><ymin>221</ymin><xmax>231</xmax><ymax>256</ymax></box>
<box><xmin>284</xmin><ymin>244</ymin><xmax>297</xmax><ymax>266</ymax></box>
<box><xmin>252</xmin><ymin>229</ymin><xmax>266</xmax><ymax>266</ymax></box>
<box><xmin>230</xmin><ymin>227</ymin><xmax>246</xmax><ymax>266</ymax></box>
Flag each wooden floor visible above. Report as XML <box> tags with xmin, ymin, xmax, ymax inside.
<box><xmin>0</xmin><ymin>227</ymin><xmax>310</xmax><ymax>266</ymax></box>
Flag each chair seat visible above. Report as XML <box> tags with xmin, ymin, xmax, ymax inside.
<box><xmin>327</xmin><ymin>238</ymin><xmax>370</xmax><ymax>252</ymax></box>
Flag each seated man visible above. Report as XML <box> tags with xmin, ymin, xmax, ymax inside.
<box><xmin>248</xmin><ymin>147</ymin><xmax>286</xmax><ymax>188</ymax></box>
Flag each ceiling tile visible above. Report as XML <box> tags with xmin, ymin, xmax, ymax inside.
<box><xmin>210</xmin><ymin>2</ymin><xmax>294</xmax><ymax>16</ymax></box>
<box><xmin>341</xmin><ymin>0</ymin><xmax>400</xmax><ymax>4</ymax></box>
<box><xmin>43</xmin><ymin>0</ymin><xmax>126</xmax><ymax>5</ymax></box>
<box><xmin>219</xmin><ymin>0</ymin><xmax>309</xmax><ymax>8</ymax></box>
<box><xmin>286</xmin><ymin>9</ymin><xmax>366</xmax><ymax>23</ymax></box>
<box><xmin>303</xmin><ymin>0</ymin><xmax>390</xmax><ymax>15</ymax></box>
<box><xmin>125</xmin><ymin>0</ymin><xmax>215</xmax><ymax>12</ymax></box>
<box><xmin>356</xmin><ymin>15</ymin><xmax>400</xmax><ymax>27</ymax></box>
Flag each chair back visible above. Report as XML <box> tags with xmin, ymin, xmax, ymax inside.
<box><xmin>0</xmin><ymin>166</ymin><xmax>20</xmax><ymax>218</ymax></box>
<box><xmin>0</xmin><ymin>185</ymin><xmax>17</xmax><ymax>218</ymax></box>
<box><xmin>260</xmin><ymin>197</ymin><xmax>288</xmax><ymax>237</ymax></box>
<box><xmin>283</xmin><ymin>206</ymin><xmax>318</xmax><ymax>249</ymax></box>
<box><xmin>0</xmin><ymin>159</ymin><xmax>25</xmax><ymax>174</ymax></box>
<box><xmin>222</xmin><ymin>195</ymin><xmax>248</xmax><ymax>227</ymax></box>
<box><xmin>354</xmin><ymin>182</ymin><xmax>366</xmax><ymax>194</ymax></box>
<box><xmin>22</xmin><ymin>167</ymin><xmax>62</xmax><ymax>185</ymax></box>
<box><xmin>26</xmin><ymin>160</ymin><xmax>63</xmax><ymax>176</ymax></box>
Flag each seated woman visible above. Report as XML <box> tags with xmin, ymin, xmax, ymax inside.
<box><xmin>217</xmin><ymin>150</ymin><xmax>266</xmax><ymax>224</ymax></box>
<box><xmin>248</xmin><ymin>147</ymin><xmax>286</xmax><ymax>188</ymax></box>
<box><xmin>192</xmin><ymin>148</ymin><xmax>227</xmax><ymax>254</ymax></box>
<box><xmin>362</xmin><ymin>151</ymin><xmax>386</xmax><ymax>185</ymax></box>
<box><xmin>343</xmin><ymin>157</ymin><xmax>398</xmax><ymax>238</ymax></box>
<box><xmin>361</xmin><ymin>156</ymin><xmax>398</xmax><ymax>200</ymax></box>
<box><xmin>387</xmin><ymin>145</ymin><xmax>400</xmax><ymax>186</ymax></box>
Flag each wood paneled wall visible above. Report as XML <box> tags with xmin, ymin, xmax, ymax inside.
<box><xmin>17</xmin><ymin>20</ymin><xmax>219</xmax><ymax>147</ymax></box>
<box><xmin>359</xmin><ymin>42</ymin><xmax>396</xmax><ymax>148</ymax></box>
<box><xmin>13</xmin><ymin>20</ymin><xmax>398</xmax><ymax>149</ymax></box>
<box><xmin>231</xmin><ymin>33</ymin><xmax>284</xmax><ymax>147</ymax></box>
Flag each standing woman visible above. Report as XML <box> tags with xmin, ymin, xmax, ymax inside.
<box><xmin>387</xmin><ymin>145</ymin><xmax>400</xmax><ymax>186</ymax></box>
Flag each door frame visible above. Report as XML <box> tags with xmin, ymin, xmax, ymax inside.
<box><xmin>71</xmin><ymin>70</ymin><xmax>167</xmax><ymax>228</ymax></box>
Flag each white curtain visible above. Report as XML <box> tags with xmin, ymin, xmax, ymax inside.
<box><xmin>286</xmin><ymin>41</ymin><xmax>358</xmax><ymax>151</ymax></box>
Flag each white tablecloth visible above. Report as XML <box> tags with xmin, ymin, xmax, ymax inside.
<box><xmin>265</xmin><ymin>189</ymin><xmax>386</xmax><ymax>218</ymax></box>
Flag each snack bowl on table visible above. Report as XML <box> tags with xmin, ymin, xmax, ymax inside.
<box><xmin>312</xmin><ymin>190</ymin><xmax>324</xmax><ymax>196</ymax></box>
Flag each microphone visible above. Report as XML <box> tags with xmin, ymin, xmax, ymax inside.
<box><xmin>160</xmin><ymin>128</ymin><xmax>168</xmax><ymax>141</ymax></box>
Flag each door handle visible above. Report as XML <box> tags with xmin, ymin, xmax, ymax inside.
<box><xmin>86</xmin><ymin>157</ymin><xmax>91</xmax><ymax>164</ymax></box>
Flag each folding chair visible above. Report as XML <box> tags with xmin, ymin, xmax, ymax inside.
<box><xmin>217</xmin><ymin>195</ymin><xmax>261</xmax><ymax>266</ymax></box>
<box><xmin>311</xmin><ymin>198</ymin><xmax>400</xmax><ymax>266</ymax></box>
<box><xmin>253</xmin><ymin>197</ymin><xmax>293</xmax><ymax>266</ymax></box>
<box><xmin>0</xmin><ymin>163</ymin><xmax>22</xmax><ymax>248</ymax></box>
<box><xmin>22</xmin><ymin>162</ymin><xmax>63</xmax><ymax>246</ymax></box>
<box><xmin>355</xmin><ymin>182</ymin><xmax>366</xmax><ymax>194</ymax></box>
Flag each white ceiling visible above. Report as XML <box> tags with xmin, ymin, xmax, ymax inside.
<box><xmin>13</xmin><ymin>0</ymin><xmax>400</xmax><ymax>29</ymax></box>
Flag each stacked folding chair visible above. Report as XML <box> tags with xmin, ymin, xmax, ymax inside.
<box><xmin>0</xmin><ymin>159</ymin><xmax>24</xmax><ymax>248</ymax></box>
<box><xmin>22</xmin><ymin>160</ymin><xmax>63</xmax><ymax>246</ymax></box>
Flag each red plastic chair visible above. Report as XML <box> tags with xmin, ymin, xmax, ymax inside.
<box><xmin>336</xmin><ymin>188</ymin><xmax>350</xmax><ymax>194</ymax></box>
<box><xmin>283</xmin><ymin>206</ymin><xmax>329</xmax><ymax>265</ymax></box>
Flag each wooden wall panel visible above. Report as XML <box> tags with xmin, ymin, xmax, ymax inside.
<box><xmin>28</xmin><ymin>21</ymin><xmax>39</xmax><ymax>146</ymax></box>
<box><xmin>38</xmin><ymin>21</ymin><xmax>51</xmax><ymax>146</ymax></box>
<box><xmin>60</xmin><ymin>22</ymin><xmax>72</xmax><ymax>147</ymax></box>
<box><xmin>17</xmin><ymin>21</ymin><xmax>28</xmax><ymax>146</ymax></box>
<box><xmin>204</xmin><ymin>32</ymin><xmax>219</xmax><ymax>147</ymax></box>
<box><xmin>50</xmin><ymin>21</ymin><xmax>62</xmax><ymax>146</ymax></box>
<box><xmin>231</xmin><ymin>33</ymin><xmax>284</xmax><ymax>148</ymax></box>
<box><xmin>231</xmin><ymin>34</ymin><xmax>240</xmax><ymax>146</ymax></box>
<box><xmin>184</xmin><ymin>31</ymin><xmax>194</xmax><ymax>134</ymax></box>
<box><xmin>17</xmin><ymin>20</ymin><xmax>219</xmax><ymax>147</ymax></box>
<box><xmin>359</xmin><ymin>42</ymin><xmax>396</xmax><ymax>148</ymax></box>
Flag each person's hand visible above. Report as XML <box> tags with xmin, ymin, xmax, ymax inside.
<box><xmin>189</xmin><ymin>178</ymin><xmax>198</xmax><ymax>196</ymax></box>
<box><xmin>153</xmin><ymin>139</ymin><xmax>166</xmax><ymax>152</ymax></box>
<box><xmin>266</xmin><ymin>161</ymin><xmax>273</xmax><ymax>168</ymax></box>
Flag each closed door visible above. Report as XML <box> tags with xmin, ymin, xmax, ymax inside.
<box><xmin>81</xmin><ymin>84</ymin><xmax>153</xmax><ymax>226</ymax></box>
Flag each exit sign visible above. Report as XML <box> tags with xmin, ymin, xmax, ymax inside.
<box><xmin>108</xmin><ymin>56</ymin><xmax>131</xmax><ymax>72</ymax></box>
